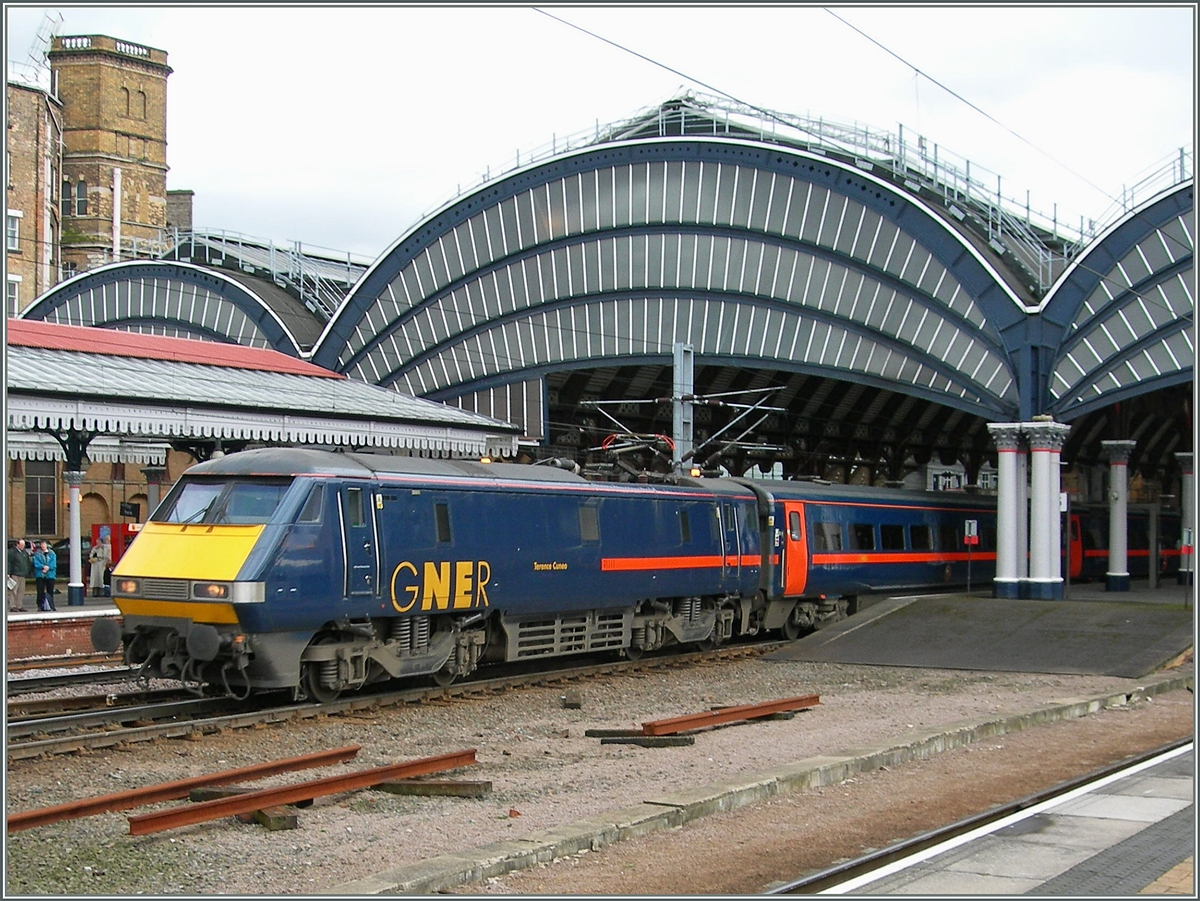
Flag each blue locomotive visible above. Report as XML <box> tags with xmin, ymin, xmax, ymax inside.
<box><xmin>93</xmin><ymin>447</ymin><xmax>1004</xmax><ymax>700</ymax></box>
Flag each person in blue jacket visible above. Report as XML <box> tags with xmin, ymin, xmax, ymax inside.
<box><xmin>32</xmin><ymin>541</ymin><xmax>57</xmax><ymax>611</ymax></box>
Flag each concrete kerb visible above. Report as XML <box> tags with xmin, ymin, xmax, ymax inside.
<box><xmin>330</xmin><ymin>670</ymin><xmax>1194</xmax><ymax>895</ymax></box>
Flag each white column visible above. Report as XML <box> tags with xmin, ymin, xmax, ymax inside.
<box><xmin>1101</xmin><ymin>440</ymin><xmax>1137</xmax><ymax>591</ymax></box>
<box><xmin>1015</xmin><ymin>450</ymin><xmax>1029</xmax><ymax>580</ymax></box>
<box><xmin>987</xmin><ymin>423</ymin><xmax>1023</xmax><ymax>599</ymax></box>
<box><xmin>1023</xmin><ymin>420</ymin><xmax>1071</xmax><ymax>599</ymax></box>
<box><xmin>1177</xmin><ymin>452</ymin><xmax>1194</xmax><ymax>586</ymax></box>
<box><xmin>65</xmin><ymin>470</ymin><xmax>86</xmax><ymax>606</ymax></box>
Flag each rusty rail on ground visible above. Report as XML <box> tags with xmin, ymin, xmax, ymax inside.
<box><xmin>641</xmin><ymin>694</ymin><xmax>820</xmax><ymax>736</ymax></box>
<box><xmin>126</xmin><ymin>749</ymin><xmax>477</xmax><ymax>835</ymax></box>
<box><xmin>7</xmin><ymin>745</ymin><xmax>363</xmax><ymax>832</ymax></box>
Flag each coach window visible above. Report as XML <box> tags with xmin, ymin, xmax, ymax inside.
<box><xmin>880</xmin><ymin>524</ymin><xmax>904</xmax><ymax>550</ymax></box>
<box><xmin>813</xmin><ymin>522</ymin><xmax>842</xmax><ymax>551</ymax></box>
<box><xmin>911</xmin><ymin>524</ymin><xmax>932</xmax><ymax>550</ymax></box>
<box><xmin>938</xmin><ymin>525</ymin><xmax>958</xmax><ymax>550</ymax></box>
<box><xmin>579</xmin><ymin>504</ymin><xmax>600</xmax><ymax>543</ymax></box>
<box><xmin>983</xmin><ymin>526</ymin><xmax>997</xmax><ymax>551</ymax></box>
<box><xmin>434</xmin><ymin>502</ymin><xmax>452</xmax><ymax>543</ymax></box>
<box><xmin>788</xmin><ymin>511</ymin><xmax>802</xmax><ymax>541</ymax></box>
<box><xmin>849</xmin><ymin>524</ymin><xmax>875</xmax><ymax>551</ymax></box>
<box><xmin>298</xmin><ymin>485</ymin><xmax>324</xmax><ymax>523</ymax></box>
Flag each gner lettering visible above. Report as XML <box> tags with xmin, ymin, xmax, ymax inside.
<box><xmin>391</xmin><ymin>561</ymin><xmax>491</xmax><ymax>613</ymax></box>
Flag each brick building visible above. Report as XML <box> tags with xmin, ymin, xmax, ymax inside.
<box><xmin>5</xmin><ymin>79</ymin><xmax>63</xmax><ymax>315</ymax></box>
<box><xmin>48</xmin><ymin>34</ymin><xmax>172</xmax><ymax>276</ymax></box>
<box><xmin>7</xmin><ymin>34</ymin><xmax>175</xmax><ymax>544</ymax></box>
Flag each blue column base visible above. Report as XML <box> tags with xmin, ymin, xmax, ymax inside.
<box><xmin>1179</xmin><ymin>570</ymin><xmax>1195</xmax><ymax>586</ymax></box>
<box><xmin>1106</xmin><ymin>574</ymin><xmax>1130</xmax><ymax>592</ymax></box>
<box><xmin>67</xmin><ymin>584</ymin><xmax>85</xmax><ymax>606</ymax></box>
<box><xmin>992</xmin><ymin>580</ymin><xmax>1021</xmax><ymax>599</ymax></box>
<box><xmin>1022</xmin><ymin>580</ymin><xmax>1063</xmax><ymax>600</ymax></box>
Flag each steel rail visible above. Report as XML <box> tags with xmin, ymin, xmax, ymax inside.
<box><xmin>764</xmin><ymin>736</ymin><xmax>1195</xmax><ymax>895</ymax></box>
<box><xmin>6</xmin><ymin>666</ymin><xmax>138</xmax><ymax>695</ymax></box>
<box><xmin>642</xmin><ymin>694</ymin><xmax>821</xmax><ymax>736</ymax></box>
<box><xmin>7</xmin><ymin>745</ymin><xmax>362</xmax><ymax>832</ymax></box>
<box><xmin>6</xmin><ymin>696</ymin><xmax>238</xmax><ymax>738</ymax></box>
<box><xmin>126</xmin><ymin>749</ymin><xmax>477</xmax><ymax>835</ymax></box>
<box><xmin>6</xmin><ymin>642</ymin><xmax>784</xmax><ymax>761</ymax></box>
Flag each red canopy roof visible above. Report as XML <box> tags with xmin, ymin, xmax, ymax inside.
<box><xmin>6</xmin><ymin>319</ymin><xmax>343</xmax><ymax>379</ymax></box>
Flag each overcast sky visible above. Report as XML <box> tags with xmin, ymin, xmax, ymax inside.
<box><xmin>5</xmin><ymin>4</ymin><xmax>1195</xmax><ymax>260</ymax></box>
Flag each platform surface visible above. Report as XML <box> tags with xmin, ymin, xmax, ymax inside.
<box><xmin>768</xmin><ymin>581</ymin><xmax>1194</xmax><ymax>678</ymax></box>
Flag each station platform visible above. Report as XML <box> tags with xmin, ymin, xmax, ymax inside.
<box><xmin>768</xmin><ymin>580</ymin><xmax>1195</xmax><ymax>678</ymax></box>
<box><xmin>834</xmin><ymin>745</ymin><xmax>1194</xmax><ymax>895</ymax></box>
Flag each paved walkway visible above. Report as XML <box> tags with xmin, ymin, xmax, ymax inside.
<box><xmin>834</xmin><ymin>746</ymin><xmax>1195</xmax><ymax>895</ymax></box>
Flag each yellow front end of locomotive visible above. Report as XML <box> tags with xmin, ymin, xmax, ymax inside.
<box><xmin>112</xmin><ymin>522</ymin><xmax>266</xmax><ymax>624</ymax></box>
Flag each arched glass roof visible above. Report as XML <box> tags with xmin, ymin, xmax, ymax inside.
<box><xmin>314</xmin><ymin>139</ymin><xmax>1027</xmax><ymax>421</ymax></box>
<box><xmin>1043</xmin><ymin>183</ymin><xmax>1194</xmax><ymax>420</ymax></box>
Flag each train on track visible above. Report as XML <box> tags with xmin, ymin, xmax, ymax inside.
<box><xmin>91</xmin><ymin>448</ymin><xmax>1179</xmax><ymax>700</ymax></box>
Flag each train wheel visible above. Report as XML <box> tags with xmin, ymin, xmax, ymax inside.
<box><xmin>625</xmin><ymin>644</ymin><xmax>645</xmax><ymax>661</ymax></box>
<box><xmin>782</xmin><ymin>615</ymin><xmax>803</xmax><ymax>641</ymax></box>
<box><xmin>431</xmin><ymin>668</ymin><xmax>457</xmax><ymax>688</ymax></box>
<box><xmin>303</xmin><ymin>636</ymin><xmax>342</xmax><ymax>703</ymax></box>
<box><xmin>304</xmin><ymin>663</ymin><xmax>341</xmax><ymax>703</ymax></box>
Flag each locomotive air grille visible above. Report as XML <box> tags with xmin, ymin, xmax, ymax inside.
<box><xmin>141</xmin><ymin>578</ymin><xmax>190</xmax><ymax>600</ymax></box>
<box><xmin>511</xmin><ymin>611</ymin><xmax>633</xmax><ymax>658</ymax></box>
<box><xmin>588</xmin><ymin>612</ymin><xmax>627</xmax><ymax>649</ymax></box>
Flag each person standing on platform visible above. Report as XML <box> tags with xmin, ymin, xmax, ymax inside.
<box><xmin>89</xmin><ymin>534</ymin><xmax>111</xmax><ymax>597</ymax></box>
<box><xmin>32</xmin><ymin>541</ymin><xmax>56</xmax><ymax>611</ymax></box>
<box><xmin>7</xmin><ymin>538</ymin><xmax>32</xmax><ymax>612</ymax></box>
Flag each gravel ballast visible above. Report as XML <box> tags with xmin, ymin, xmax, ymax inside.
<box><xmin>4</xmin><ymin>656</ymin><xmax>1193</xmax><ymax>895</ymax></box>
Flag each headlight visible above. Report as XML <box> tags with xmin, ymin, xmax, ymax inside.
<box><xmin>115</xmin><ymin>578</ymin><xmax>141</xmax><ymax>596</ymax></box>
<box><xmin>191</xmin><ymin>582</ymin><xmax>230</xmax><ymax>600</ymax></box>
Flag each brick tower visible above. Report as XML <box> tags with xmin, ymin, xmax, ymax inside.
<box><xmin>48</xmin><ymin>35</ymin><xmax>171</xmax><ymax>275</ymax></box>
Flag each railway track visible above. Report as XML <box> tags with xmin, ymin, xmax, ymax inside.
<box><xmin>6</xmin><ymin>640</ymin><xmax>782</xmax><ymax>761</ymax></box>
<box><xmin>765</xmin><ymin>737</ymin><xmax>1195</xmax><ymax>894</ymax></box>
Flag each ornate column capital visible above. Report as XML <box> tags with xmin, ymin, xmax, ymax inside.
<box><xmin>1101</xmin><ymin>440</ymin><xmax>1137</xmax><ymax>465</ymax></box>
<box><xmin>141</xmin><ymin>465</ymin><xmax>168</xmax><ymax>483</ymax></box>
<box><xmin>1022</xmin><ymin>420</ymin><xmax>1071</xmax><ymax>453</ymax></box>
<box><xmin>1175</xmin><ymin>452</ymin><xmax>1193</xmax><ymax>475</ymax></box>
<box><xmin>987</xmin><ymin>422</ymin><xmax>1024</xmax><ymax>452</ymax></box>
<box><xmin>63</xmin><ymin>470</ymin><xmax>86</xmax><ymax>487</ymax></box>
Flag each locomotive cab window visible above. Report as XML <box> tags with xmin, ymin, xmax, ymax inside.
<box><xmin>297</xmin><ymin>485</ymin><xmax>324</xmax><ymax>523</ymax></box>
<box><xmin>849</xmin><ymin>523</ymin><xmax>875</xmax><ymax>551</ymax></box>
<box><xmin>158</xmin><ymin>478</ymin><xmax>293</xmax><ymax>525</ymax></box>
<box><xmin>346</xmin><ymin>488</ymin><xmax>366</xmax><ymax>527</ymax></box>
<box><xmin>880</xmin><ymin>524</ymin><xmax>904</xmax><ymax>550</ymax></box>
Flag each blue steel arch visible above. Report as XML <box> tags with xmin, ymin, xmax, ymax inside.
<box><xmin>20</xmin><ymin>260</ymin><xmax>305</xmax><ymax>357</ymax></box>
<box><xmin>1039</xmin><ymin>183</ymin><xmax>1193</xmax><ymax>421</ymax></box>
<box><xmin>313</xmin><ymin>138</ymin><xmax>1030</xmax><ymax>420</ymax></box>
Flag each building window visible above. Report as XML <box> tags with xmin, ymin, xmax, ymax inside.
<box><xmin>25</xmin><ymin>460</ymin><xmax>58</xmax><ymax>536</ymax></box>
<box><xmin>61</xmin><ymin>261</ymin><xmax>77</xmax><ymax>281</ymax></box>
<box><xmin>62</xmin><ymin>180</ymin><xmax>72</xmax><ymax>217</ymax></box>
<box><xmin>137</xmin><ymin>90</ymin><xmax>147</xmax><ymax>119</ymax></box>
<box><xmin>75</xmin><ymin>180</ymin><xmax>87</xmax><ymax>216</ymax></box>
<box><xmin>7</xmin><ymin>276</ymin><xmax>21</xmax><ymax>316</ymax></box>
<box><xmin>121</xmin><ymin>86</ymin><xmax>130</xmax><ymax>116</ymax></box>
<box><xmin>7</xmin><ymin>211</ymin><xmax>21</xmax><ymax>251</ymax></box>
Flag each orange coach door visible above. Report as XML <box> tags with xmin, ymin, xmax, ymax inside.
<box><xmin>783</xmin><ymin>501</ymin><xmax>808</xmax><ymax>596</ymax></box>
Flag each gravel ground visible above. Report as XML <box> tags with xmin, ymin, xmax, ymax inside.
<box><xmin>4</xmin><ymin>655</ymin><xmax>1193</xmax><ymax>895</ymax></box>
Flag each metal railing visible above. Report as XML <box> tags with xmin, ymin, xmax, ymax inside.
<box><xmin>426</xmin><ymin>92</ymin><xmax>1193</xmax><ymax>297</ymax></box>
<box><xmin>89</xmin><ymin>228</ymin><xmax>371</xmax><ymax>320</ymax></box>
